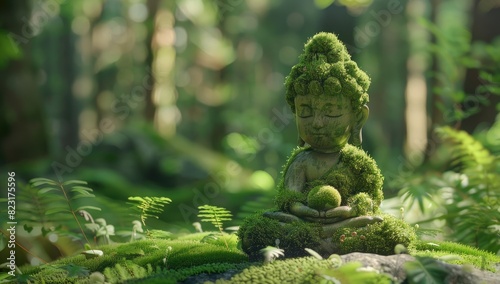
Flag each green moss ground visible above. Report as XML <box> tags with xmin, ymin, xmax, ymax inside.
<box><xmin>11</xmin><ymin>232</ymin><xmax>499</xmax><ymax>283</ymax></box>
<box><xmin>414</xmin><ymin>240</ymin><xmax>500</xmax><ymax>272</ymax></box>
<box><xmin>17</xmin><ymin>232</ymin><xmax>247</xmax><ymax>283</ymax></box>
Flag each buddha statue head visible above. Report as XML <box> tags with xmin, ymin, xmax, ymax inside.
<box><xmin>284</xmin><ymin>32</ymin><xmax>370</xmax><ymax>151</ymax></box>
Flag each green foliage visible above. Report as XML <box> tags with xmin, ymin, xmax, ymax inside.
<box><xmin>398</xmin><ymin>126</ymin><xmax>500</xmax><ymax>253</ymax></box>
<box><xmin>127</xmin><ymin>196</ymin><xmax>172</xmax><ymax>227</ymax></box>
<box><xmin>404</xmin><ymin>256</ymin><xmax>449</xmax><ymax>284</ymax></box>
<box><xmin>418</xmin><ymin>15</ymin><xmax>500</xmax><ymax>124</ymax></box>
<box><xmin>26</xmin><ymin>178</ymin><xmax>101</xmax><ymax>246</ymax></box>
<box><xmin>438</xmin><ymin>127</ymin><xmax>499</xmax><ymax>252</ymax></box>
<box><xmin>198</xmin><ymin>205</ymin><xmax>233</xmax><ymax>250</ymax></box>
<box><xmin>198</xmin><ymin>205</ymin><xmax>233</xmax><ymax>232</ymax></box>
<box><xmin>437</xmin><ymin>127</ymin><xmax>497</xmax><ymax>189</ymax></box>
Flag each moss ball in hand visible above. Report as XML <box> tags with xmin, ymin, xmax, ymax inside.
<box><xmin>307</xmin><ymin>185</ymin><xmax>341</xmax><ymax>211</ymax></box>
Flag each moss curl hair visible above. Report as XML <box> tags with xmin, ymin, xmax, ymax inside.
<box><xmin>284</xmin><ymin>32</ymin><xmax>370</xmax><ymax>113</ymax></box>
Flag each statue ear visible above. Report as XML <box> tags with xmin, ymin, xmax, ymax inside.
<box><xmin>350</xmin><ymin>105</ymin><xmax>369</xmax><ymax>147</ymax></box>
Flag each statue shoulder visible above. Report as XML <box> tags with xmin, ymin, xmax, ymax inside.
<box><xmin>279</xmin><ymin>146</ymin><xmax>310</xmax><ymax>183</ymax></box>
<box><xmin>284</xmin><ymin>146</ymin><xmax>310</xmax><ymax>166</ymax></box>
<box><xmin>340</xmin><ymin>144</ymin><xmax>380</xmax><ymax>173</ymax></box>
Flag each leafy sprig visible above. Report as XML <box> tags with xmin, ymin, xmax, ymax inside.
<box><xmin>197</xmin><ymin>205</ymin><xmax>232</xmax><ymax>231</ymax></box>
<box><xmin>197</xmin><ymin>205</ymin><xmax>232</xmax><ymax>249</ymax></box>
<box><xmin>127</xmin><ymin>196</ymin><xmax>171</xmax><ymax>227</ymax></box>
<box><xmin>29</xmin><ymin>178</ymin><xmax>101</xmax><ymax>247</ymax></box>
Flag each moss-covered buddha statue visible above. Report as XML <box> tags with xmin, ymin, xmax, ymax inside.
<box><xmin>238</xmin><ymin>32</ymin><xmax>416</xmax><ymax>260</ymax></box>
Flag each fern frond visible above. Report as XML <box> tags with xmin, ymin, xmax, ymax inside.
<box><xmin>436</xmin><ymin>126</ymin><xmax>494</xmax><ymax>171</ymax></box>
<box><xmin>197</xmin><ymin>205</ymin><xmax>232</xmax><ymax>232</ymax></box>
<box><xmin>127</xmin><ymin>196</ymin><xmax>172</xmax><ymax>226</ymax></box>
<box><xmin>103</xmin><ymin>262</ymin><xmax>152</xmax><ymax>283</ymax></box>
<box><xmin>14</xmin><ymin>182</ymin><xmax>71</xmax><ymax>233</ymax></box>
<box><xmin>434</xmin><ymin>127</ymin><xmax>500</xmax><ymax>252</ymax></box>
<box><xmin>28</xmin><ymin>178</ymin><xmax>101</xmax><ymax>246</ymax></box>
<box><xmin>198</xmin><ymin>205</ymin><xmax>233</xmax><ymax>250</ymax></box>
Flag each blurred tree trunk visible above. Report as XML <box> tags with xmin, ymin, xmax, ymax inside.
<box><xmin>0</xmin><ymin>0</ymin><xmax>49</xmax><ymax>164</ymax></box>
<box><xmin>424</xmin><ymin>0</ymin><xmax>442</xmax><ymax>158</ymax></box>
<box><xmin>461</xmin><ymin>1</ymin><xmax>500</xmax><ymax>133</ymax></box>
<box><xmin>59</xmin><ymin>15</ymin><xmax>79</xmax><ymax>151</ymax></box>
<box><xmin>144</xmin><ymin>0</ymin><xmax>160</xmax><ymax>122</ymax></box>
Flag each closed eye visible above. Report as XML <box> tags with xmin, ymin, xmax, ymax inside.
<box><xmin>325</xmin><ymin>114</ymin><xmax>343</xmax><ymax>118</ymax></box>
<box><xmin>298</xmin><ymin>105</ymin><xmax>313</xmax><ymax>118</ymax></box>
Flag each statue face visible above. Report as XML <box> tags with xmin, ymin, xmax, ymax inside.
<box><xmin>295</xmin><ymin>94</ymin><xmax>353</xmax><ymax>152</ymax></box>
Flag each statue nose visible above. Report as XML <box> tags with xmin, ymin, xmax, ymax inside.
<box><xmin>312</xmin><ymin>115</ymin><xmax>324</xmax><ymax>129</ymax></box>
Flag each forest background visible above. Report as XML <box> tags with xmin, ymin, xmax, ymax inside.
<box><xmin>1</xmin><ymin>0</ymin><xmax>499</xmax><ymax>266</ymax></box>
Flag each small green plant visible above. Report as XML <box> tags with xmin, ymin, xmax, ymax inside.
<box><xmin>162</xmin><ymin>246</ymin><xmax>173</xmax><ymax>268</ymax></box>
<box><xmin>404</xmin><ymin>256</ymin><xmax>450</xmax><ymax>284</ymax></box>
<box><xmin>57</xmin><ymin>264</ymin><xmax>91</xmax><ymax>278</ymax></box>
<box><xmin>84</xmin><ymin>217</ymin><xmax>115</xmax><ymax>245</ymax></box>
<box><xmin>197</xmin><ymin>205</ymin><xmax>232</xmax><ymax>249</ymax></box>
<box><xmin>304</xmin><ymin>248</ymin><xmax>323</xmax><ymax>260</ymax></box>
<box><xmin>103</xmin><ymin>262</ymin><xmax>153</xmax><ymax>283</ymax></box>
<box><xmin>132</xmin><ymin>220</ymin><xmax>144</xmax><ymax>241</ymax></box>
<box><xmin>29</xmin><ymin>178</ymin><xmax>101</xmax><ymax>247</ymax></box>
<box><xmin>127</xmin><ymin>196</ymin><xmax>172</xmax><ymax>227</ymax></box>
<box><xmin>260</xmin><ymin>246</ymin><xmax>284</xmax><ymax>264</ymax></box>
<box><xmin>197</xmin><ymin>205</ymin><xmax>233</xmax><ymax>232</ymax></box>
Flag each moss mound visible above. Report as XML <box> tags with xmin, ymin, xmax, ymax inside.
<box><xmin>307</xmin><ymin>185</ymin><xmax>342</xmax><ymax>210</ymax></box>
<box><xmin>331</xmin><ymin>215</ymin><xmax>417</xmax><ymax>255</ymax></box>
<box><xmin>347</xmin><ymin>192</ymin><xmax>374</xmax><ymax>216</ymax></box>
<box><xmin>238</xmin><ymin>213</ymin><xmax>322</xmax><ymax>260</ymax></box>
